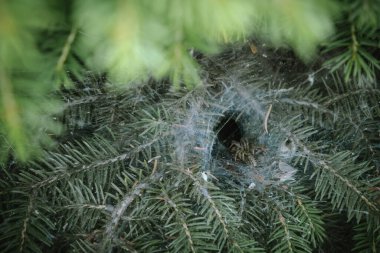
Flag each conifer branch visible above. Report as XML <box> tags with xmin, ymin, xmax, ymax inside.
<box><xmin>317</xmin><ymin>159</ymin><xmax>379</xmax><ymax>213</ymax></box>
<box><xmin>20</xmin><ymin>192</ymin><xmax>35</xmax><ymax>253</ymax></box>
<box><xmin>164</xmin><ymin>193</ymin><xmax>196</xmax><ymax>253</ymax></box>
<box><xmin>276</xmin><ymin>98</ymin><xmax>334</xmax><ymax>116</ymax></box>
<box><xmin>31</xmin><ymin>152</ymin><xmax>129</xmax><ymax>189</ymax></box>
<box><xmin>104</xmin><ymin>170</ymin><xmax>162</xmax><ymax>249</ymax></box>
<box><xmin>180</xmin><ymin>167</ymin><xmax>230</xmax><ymax>236</ymax></box>
<box><xmin>323</xmin><ymin>88</ymin><xmax>380</xmax><ymax>106</ymax></box>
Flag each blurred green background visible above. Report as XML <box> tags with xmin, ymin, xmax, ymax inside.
<box><xmin>0</xmin><ymin>0</ymin><xmax>379</xmax><ymax>161</ymax></box>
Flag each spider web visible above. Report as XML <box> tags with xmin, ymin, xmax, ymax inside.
<box><xmin>170</xmin><ymin>43</ymin><xmax>312</xmax><ymax>191</ymax></box>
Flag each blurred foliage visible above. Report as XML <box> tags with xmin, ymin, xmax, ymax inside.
<box><xmin>0</xmin><ymin>0</ymin><xmax>62</xmax><ymax>161</ymax></box>
<box><xmin>73</xmin><ymin>0</ymin><xmax>337</xmax><ymax>85</ymax></box>
<box><xmin>0</xmin><ymin>0</ymin><xmax>379</xmax><ymax>161</ymax></box>
<box><xmin>323</xmin><ymin>0</ymin><xmax>380</xmax><ymax>85</ymax></box>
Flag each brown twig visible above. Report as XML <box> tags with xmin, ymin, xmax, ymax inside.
<box><xmin>264</xmin><ymin>104</ymin><xmax>272</xmax><ymax>134</ymax></box>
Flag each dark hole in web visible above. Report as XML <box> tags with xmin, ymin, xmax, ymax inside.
<box><xmin>211</xmin><ymin>112</ymin><xmax>244</xmax><ymax>184</ymax></box>
<box><xmin>214</xmin><ymin>113</ymin><xmax>242</xmax><ymax>149</ymax></box>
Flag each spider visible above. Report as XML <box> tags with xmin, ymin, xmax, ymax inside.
<box><xmin>229</xmin><ymin>138</ymin><xmax>257</xmax><ymax>166</ymax></box>
<box><xmin>229</xmin><ymin>138</ymin><xmax>267</xmax><ymax>167</ymax></box>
